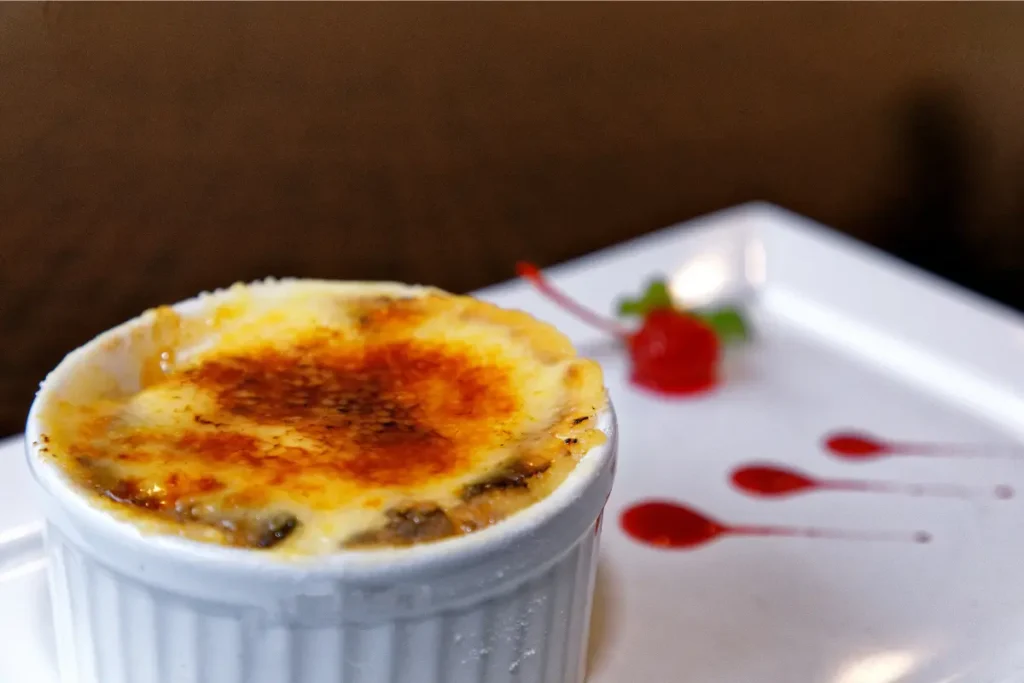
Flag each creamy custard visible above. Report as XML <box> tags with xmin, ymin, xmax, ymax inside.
<box><xmin>35</xmin><ymin>280</ymin><xmax>607</xmax><ymax>555</ymax></box>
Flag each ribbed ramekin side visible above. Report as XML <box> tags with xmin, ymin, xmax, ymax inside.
<box><xmin>46</xmin><ymin>521</ymin><xmax>601</xmax><ymax>683</ymax></box>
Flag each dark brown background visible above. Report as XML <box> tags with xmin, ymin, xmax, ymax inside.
<box><xmin>3</xmin><ymin>2</ymin><xmax>1024</xmax><ymax>435</ymax></box>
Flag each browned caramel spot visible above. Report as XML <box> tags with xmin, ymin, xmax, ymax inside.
<box><xmin>181</xmin><ymin>336</ymin><xmax>518</xmax><ymax>487</ymax></box>
<box><xmin>353</xmin><ymin>296</ymin><xmax>430</xmax><ymax>333</ymax></box>
<box><xmin>78</xmin><ymin>456</ymin><xmax>226</xmax><ymax>512</ymax></box>
<box><xmin>74</xmin><ymin>456</ymin><xmax>298</xmax><ymax>548</ymax></box>
<box><xmin>460</xmin><ymin>457</ymin><xmax>551</xmax><ymax>500</ymax></box>
<box><xmin>346</xmin><ymin>503</ymin><xmax>456</xmax><ymax>547</ymax></box>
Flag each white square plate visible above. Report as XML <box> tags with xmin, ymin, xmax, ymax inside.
<box><xmin>6</xmin><ymin>202</ymin><xmax>1024</xmax><ymax>683</ymax></box>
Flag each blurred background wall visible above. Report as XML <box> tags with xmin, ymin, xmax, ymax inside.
<box><xmin>3</xmin><ymin>2</ymin><xmax>1024</xmax><ymax>434</ymax></box>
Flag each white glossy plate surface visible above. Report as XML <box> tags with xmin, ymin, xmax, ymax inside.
<box><xmin>6</xmin><ymin>202</ymin><xmax>1024</xmax><ymax>683</ymax></box>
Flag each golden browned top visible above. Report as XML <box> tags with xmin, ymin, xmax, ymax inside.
<box><xmin>35</xmin><ymin>281</ymin><xmax>607</xmax><ymax>554</ymax></box>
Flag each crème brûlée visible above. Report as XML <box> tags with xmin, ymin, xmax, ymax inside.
<box><xmin>34</xmin><ymin>280</ymin><xmax>607</xmax><ymax>555</ymax></box>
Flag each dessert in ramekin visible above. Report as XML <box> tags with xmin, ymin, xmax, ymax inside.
<box><xmin>26</xmin><ymin>280</ymin><xmax>616</xmax><ymax>683</ymax></box>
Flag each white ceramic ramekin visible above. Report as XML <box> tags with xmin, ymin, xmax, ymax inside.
<box><xmin>24</xmin><ymin>283</ymin><xmax>617</xmax><ymax>683</ymax></box>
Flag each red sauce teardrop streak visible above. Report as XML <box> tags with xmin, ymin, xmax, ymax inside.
<box><xmin>824</xmin><ymin>432</ymin><xmax>891</xmax><ymax>459</ymax></box>
<box><xmin>823</xmin><ymin>430</ymin><xmax>1021</xmax><ymax>461</ymax></box>
<box><xmin>730</xmin><ymin>462</ymin><xmax>1013</xmax><ymax>500</ymax></box>
<box><xmin>620</xmin><ymin>500</ymin><xmax>932</xmax><ymax>550</ymax></box>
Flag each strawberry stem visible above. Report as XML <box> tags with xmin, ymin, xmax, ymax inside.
<box><xmin>515</xmin><ymin>262</ymin><xmax>631</xmax><ymax>338</ymax></box>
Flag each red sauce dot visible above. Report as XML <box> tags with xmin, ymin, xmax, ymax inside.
<box><xmin>731</xmin><ymin>464</ymin><xmax>818</xmax><ymax>496</ymax></box>
<box><xmin>824</xmin><ymin>432</ymin><xmax>890</xmax><ymax>458</ymax></box>
<box><xmin>620</xmin><ymin>501</ymin><xmax>725</xmax><ymax>549</ymax></box>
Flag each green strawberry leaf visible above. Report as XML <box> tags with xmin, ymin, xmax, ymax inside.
<box><xmin>617</xmin><ymin>279</ymin><xmax>674</xmax><ymax>318</ymax></box>
<box><xmin>618</xmin><ymin>277</ymin><xmax>751</xmax><ymax>344</ymax></box>
<box><xmin>694</xmin><ymin>307</ymin><xmax>750</xmax><ymax>344</ymax></box>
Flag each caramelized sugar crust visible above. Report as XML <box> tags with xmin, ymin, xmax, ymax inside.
<box><xmin>35</xmin><ymin>282</ymin><xmax>607</xmax><ymax>554</ymax></box>
<box><xmin>180</xmin><ymin>336</ymin><xmax>516</xmax><ymax>488</ymax></box>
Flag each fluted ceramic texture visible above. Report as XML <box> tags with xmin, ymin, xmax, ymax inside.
<box><xmin>46</xmin><ymin>523</ymin><xmax>600</xmax><ymax>683</ymax></box>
